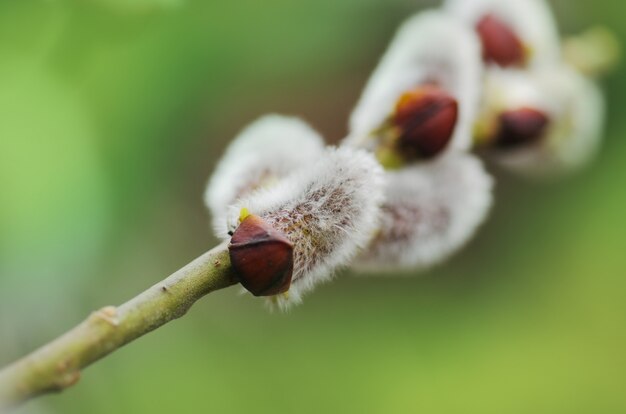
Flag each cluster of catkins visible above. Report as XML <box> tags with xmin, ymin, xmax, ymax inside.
<box><xmin>205</xmin><ymin>0</ymin><xmax>614</xmax><ymax>310</ymax></box>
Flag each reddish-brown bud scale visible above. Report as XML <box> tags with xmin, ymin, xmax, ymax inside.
<box><xmin>476</xmin><ymin>14</ymin><xmax>526</xmax><ymax>67</ymax></box>
<box><xmin>495</xmin><ymin>108</ymin><xmax>550</xmax><ymax>149</ymax></box>
<box><xmin>393</xmin><ymin>86</ymin><xmax>459</xmax><ymax>160</ymax></box>
<box><xmin>229</xmin><ymin>214</ymin><xmax>294</xmax><ymax>296</ymax></box>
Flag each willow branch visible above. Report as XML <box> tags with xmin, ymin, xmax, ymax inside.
<box><xmin>0</xmin><ymin>242</ymin><xmax>237</xmax><ymax>410</ymax></box>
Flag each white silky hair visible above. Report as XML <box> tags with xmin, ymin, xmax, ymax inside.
<box><xmin>218</xmin><ymin>147</ymin><xmax>386</xmax><ymax>309</ymax></box>
<box><xmin>484</xmin><ymin>66</ymin><xmax>606</xmax><ymax>179</ymax></box>
<box><xmin>346</xmin><ymin>10</ymin><xmax>483</xmax><ymax>153</ymax></box>
<box><xmin>444</xmin><ymin>0</ymin><xmax>561</xmax><ymax>69</ymax></box>
<box><xmin>481</xmin><ymin>67</ymin><xmax>554</xmax><ymax>112</ymax></box>
<box><xmin>204</xmin><ymin>114</ymin><xmax>325</xmax><ymax>230</ymax></box>
<box><xmin>353</xmin><ymin>152</ymin><xmax>493</xmax><ymax>273</ymax></box>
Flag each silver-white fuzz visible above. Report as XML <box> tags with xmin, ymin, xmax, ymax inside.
<box><xmin>444</xmin><ymin>0</ymin><xmax>561</xmax><ymax>68</ymax></box>
<box><xmin>218</xmin><ymin>147</ymin><xmax>385</xmax><ymax>309</ymax></box>
<box><xmin>346</xmin><ymin>10</ymin><xmax>483</xmax><ymax>153</ymax></box>
<box><xmin>353</xmin><ymin>153</ymin><xmax>493</xmax><ymax>273</ymax></box>
<box><xmin>205</xmin><ymin>115</ymin><xmax>325</xmax><ymax>230</ymax></box>
<box><xmin>482</xmin><ymin>66</ymin><xmax>605</xmax><ymax>178</ymax></box>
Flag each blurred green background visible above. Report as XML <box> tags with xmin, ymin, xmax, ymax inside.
<box><xmin>1</xmin><ymin>0</ymin><xmax>624</xmax><ymax>413</ymax></box>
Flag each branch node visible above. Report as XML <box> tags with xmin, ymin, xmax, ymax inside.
<box><xmin>95</xmin><ymin>306</ymin><xmax>119</xmax><ymax>327</ymax></box>
<box><xmin>56</xmin><ymin>371</ymin><xmax>81</xmax><ymax>389</ymax></box>
<box><xmin>56</xmin><ymin>359</ymin><xmax>71</xmax><ymax>373</ymax></box>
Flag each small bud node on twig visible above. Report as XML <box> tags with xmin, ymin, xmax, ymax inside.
<box><xmin>94</xmin><ymin>306</ymin><xmax>119</xmax><ymax>327</ymax></box>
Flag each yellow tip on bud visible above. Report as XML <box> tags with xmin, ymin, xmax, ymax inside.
<box><xmin>239</xmin><ymin>207</ymin><xmax>251</xmax><ymax>223</ymax></box>
<box><xmin>563</xmin><ymin>26</ymin><xmax>621</xmax><ymax>78</ymax></box>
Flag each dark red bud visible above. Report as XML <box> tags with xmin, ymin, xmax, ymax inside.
<box><xmin>495</xmin><ymin>108</ymin><xmax>550</xmax><ymax>149</ymax></box>
<box><xmin>229</xmin><ymin>214</ymin><xmax>294</xmax><ymax>297</ymax></box>
<box><xmin>393</xmin><ymin>85</ymin><xmax>459</xmax><ymax>160</ymax></box>
<box><xmin>476</xmin><ymin>14</ymin><xmax>526</xmax><ymax>67</ymax></box>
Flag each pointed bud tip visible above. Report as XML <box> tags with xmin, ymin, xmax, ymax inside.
<box><xmin>495</xmin><ymin>107</ymin><xmax>550</xmax><ymax>149</ymax></box>
<box><xmin>393</xmin><ymin>85</ymin><xmax>459</xmax><ymax>160</ymax></box>
<box><xmin>476</xmin><ymin>14</ymin><xmax>526</xmax><ymax>68</ymax></box>
<box><xmin>229</xmin><ymin>214</ymin><xmax>294</xmax><ymax>297</ymax></box>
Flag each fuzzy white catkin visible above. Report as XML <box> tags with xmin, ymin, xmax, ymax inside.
<box><xmin>219</xmin><ymin>147</ymin><xmax>385</xmax><ymax>309</ymax></box>
<box><xmin>346</xmin><ymin>10</ymin><xmax>483</xmax><ymax>153</ymax></box>
<box><xmin>205</xmin><ymin>114</ymin><xmax>325</xmax><ymax>230</ymax></box>
<box><xmin>480</xmin><ymin>67</ymin><xmax>552</xmax><ymax>114</ymax></box>
<box><xmin>483</xmin><ymin>66</ymin><xmax>606</xmax><ymax>179</ymax></box>
<box><xmin>444</xmin><ymin>0</ymin><xmax>561</xmax><ymax>69</ymax></box>
<box><xmin>353</xmin><ymin>153</ymin><xmax>493</xmax><ymax>274</ymax></box>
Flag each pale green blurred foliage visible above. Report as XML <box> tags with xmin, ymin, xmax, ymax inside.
<box><xmin>1</xmin><ymin>0</ymin><xmax>625</xmax><ymax>413</ymax></box>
